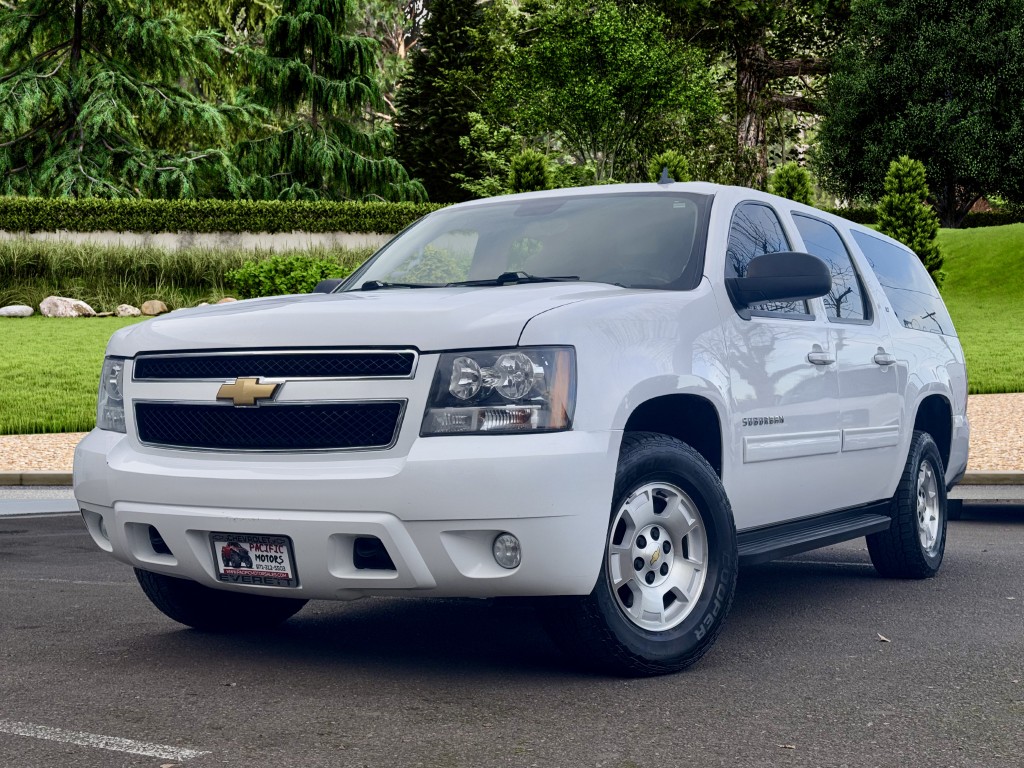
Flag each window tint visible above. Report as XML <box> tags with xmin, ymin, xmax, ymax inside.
<box><xmin>851</xmin><ymin>231</ymin><xmax>955</xmax><ymax>336</ymax></box>
<box><xmin>793</xmin><ymin>214</ymin><xmax>869</xmax><ymax>322</ymax></box>
<box><xmin>725</xmin><ymin>203</ymin><xmax>807</xmax><ymax>315</ymax></box>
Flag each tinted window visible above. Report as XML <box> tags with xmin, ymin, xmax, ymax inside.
<box><xmin>851</xmin><ymin>231</ymin><xmax>955</xmax><ymax>336</ymax></box>
<box><xmin>793</xmin><ymin>214</ymin><xmax>869</xmax><ymax>322</ymax></box>
<box><xmin>725</xmin><ymin>203</ymin><xmax>807</xmax><ymax>315</ymax></box>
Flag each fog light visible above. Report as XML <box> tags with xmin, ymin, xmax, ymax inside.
<box><xmin>492</xmin><ymin>533</ymin><xmax>521</xmax><ymax>569</ymax></box>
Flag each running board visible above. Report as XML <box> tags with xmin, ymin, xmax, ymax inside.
<box><xmin>737</xmin><ymin>505</ymin><xmax>891</xmax><ymax>566</ymax></box>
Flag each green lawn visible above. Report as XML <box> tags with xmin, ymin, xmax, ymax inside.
<box><xmin>0</xmin><ymin>223</ymin><xmax>1020</xmax><ymax>434</ymax></box>
<box><xmin>1</xmin><ymin>316</ymin><xmax>144</xmax><ymax>434</ymax></box>
<box><xmin>937</xmin><ymin>224</ymin><xmax>1024</xmax><ymax>394</ymax></box>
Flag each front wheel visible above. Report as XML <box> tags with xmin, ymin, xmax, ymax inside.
<box><xmin>135</xmin><ymin>569</ymin><xmax>307</xmax><ymax>631</ymax></box>
<box><xmin>540</xmin><ymin>432</ymin><xmax>737</xmax><ymax>676</ymax></box>
<box><xmin>867</xmin><ymin>430</ymin><xmax>947</xmax><ymax>579</ymax></box>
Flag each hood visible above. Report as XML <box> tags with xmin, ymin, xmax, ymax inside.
<box><xmin>107</xmin><ymin>283</ymin><xmax>625</xmax><ymax>356</ymax></box>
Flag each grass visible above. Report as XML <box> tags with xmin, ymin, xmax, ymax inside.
<box><xmin>937</xmin><ymin>224</ymin><xmax>1024</xmax><ymax>394</ymax></box>
<box><xmin>1</xmin><ymin>317</ymin><xmax>145</xmax><ymax>434</ymax></box>
<box><xmin>0</xmin><ymin>225</ymin><xmax>1020</xmax><ymax>435</ymax></box>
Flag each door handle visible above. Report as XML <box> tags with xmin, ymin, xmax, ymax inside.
<box><xmin>807</xmin><ymin>350</ymin><xmax>835</xmax><ymax>366</ymax></box>
<box><xmin>873</xmin><ymin>350</ymin><xmax>896</xmax><ymax>366</ymax></box>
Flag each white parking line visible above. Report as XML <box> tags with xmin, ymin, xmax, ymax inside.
<box><xmin>0</xmin><ymin>719</ymin><xmax>210</xmax><ymax>761</ymax></box>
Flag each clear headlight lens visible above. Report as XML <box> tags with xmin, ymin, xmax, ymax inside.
<box><xmin>97</xmin><ymin>356</ymin><xmax>126</xmax><ymax>433</ymax></box>
<box><xmin>422</xmin><ymin>347</ymin><xmax>576</xmax><ymax>436</ymax></box>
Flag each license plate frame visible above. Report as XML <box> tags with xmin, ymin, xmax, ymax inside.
<box><xmin>209</xmin><ymin>532</ymin><xmax>299</xmax><ymax>588</ymax></box>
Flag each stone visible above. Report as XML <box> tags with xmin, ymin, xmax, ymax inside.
<box><xmin>140</xmin><ymin>300</ymin><xmax>168</xmax><ymax>316</ymax></box>
<box><xmin>95</xmin><ymin>311</ymin><xmax>115</xmax><ymax>317</ymax></box>
<box><xmin>195</xmin><ymin>302</ymin><xmax>209</xmax><ymax>307</ymax></box>
<box><xmin>0</xmin><ymin>304</ymin><xmax>34</xmax><ymax>317</ymax></box>
<box><xmin>39</xmin><ymin>296</ymin><xmax>96</xmax><ymax>317</ymax></box>
<box><xmin>216</xmin><ymin>297</ymin><xmax>238</xmax><ymax>304</ymax></box>
<box><xmin>116</xmin><ymin>304</ymin><xmax>142</xmax><ymax>317</ymax></box>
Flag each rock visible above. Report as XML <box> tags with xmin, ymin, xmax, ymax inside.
<box><xmin>0</xmin><ymin>304</ymin><xmax>34</xmax><ymax>317</ymax></box>
<box><xmin>216</xmin><ymin>297</ymin><xmax>238</xmax><ymax>304</ymax></box>
<box><xmin>95</xmin><ymin>311</ymin><xmax>115</xmax><ymax>317</ymax></box>
<box><xmin>195</xmin><ymin>302</ymin><xmax>209</xmax><ymax>307</ymax></box>
<box><xmin>141</xmin><ymin>300</ymin><xmax>168</xmax><ymax>316</ymax></box>
<box><xmin>39</xmin><ymin>296</ymin><xmax>96</xmax><ymax>317</ymax></box>
<box><xmin>116</xmin><ymin>304</ymin><xmax>142</xmax><ymax>317</ymax></box>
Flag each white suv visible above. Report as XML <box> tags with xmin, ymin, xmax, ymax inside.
<box><xmin>74</xmin><ymin>182</ymin><xmax>969</xmax><ymax>675</ymax></box>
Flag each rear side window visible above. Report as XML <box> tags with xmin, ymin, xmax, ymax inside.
<box><xmin>793</xmin><ymin>214</ymin><xmax>869</xmax><ymax>322</ymax></box>
<box><xmin>725</xmin><ymin>202</ymin><xmax>808</xmax><ymax>316</ymax></box>
<box><xmin>851</xmin><ymin>231</ymin><xmax>955</xmax><ymax>336</ymax></box>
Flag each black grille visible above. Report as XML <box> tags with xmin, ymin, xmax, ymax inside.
<box><xmin>134</xmin><ymin>352</ymin><xmax>415</xmax><ymax>380</ymax></box>
<box><xmin>135</xmin><ymin>401</ymin><xmax>404</xmax><ymax>451</ymax></box>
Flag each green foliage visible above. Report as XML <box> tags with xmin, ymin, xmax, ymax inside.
<box><xmin>225</xmin><ymin>253</ymin><xmax>355</xmax><ymax>297</ymax></box>
<box><xmin>0</xmin><ymin>238</ymin><xmax>371</xmax><ymax>310</ymax></box>
<box><xmin>509</xmin><ymin>150</ymin><xmax>551</xmax><ymax>193</ymax></box>
<box><xmin>452</xmin><ymin>112</ymin><xmax>519</xmax><ymax>198</ymax></box>
<box><xmin>495</xmin><ymin>0</ymin><xmax>719</xmax><ymax>182</ymax></box>
<box><xmin>647</xmin><ymin>151</ymin><xmax>691</xmax><ymax>183</ymax></box>
<box><xmin>877</xmin><ymin>156</ymin><xmax>944</xmax><ymax>285</ymax></box>
<box><xmin>0</xmin><ymin>197</ymin><xmax>442</xmax><ymax>233</ymax></box>
<box><xmin>817</xmin><ymin>0</ymin><xmax>1024</xmax><ymax>227</ymax></box>
<box><xmin>769</xmin><ymin>162</ymin><xmax>813</xmax><ymax>205</ymax></box>
<box><xmin>394</xmin><ymin>0</ymin><xmax>491</xmax><ymax>202</ymax></box>
<box><xmin>237</xmin><ymin>0</ymin><xmax>424</xmax><ymax>201</ymax></box>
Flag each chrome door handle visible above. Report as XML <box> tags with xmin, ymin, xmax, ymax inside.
<box><xmin>807</xmin><ymin>351</ymin><xmax>835</xmax><ymax>366</ymax></box>
<box><xmin>873</xmin><ymin>351</ymin><xmax>896</xmax><ymax>366</ymax></box>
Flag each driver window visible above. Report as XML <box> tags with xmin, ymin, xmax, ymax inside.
<box><xmin>725</xmin><ymin>203</ymin><xmax>809</xmax><ymax>316</ymax></box>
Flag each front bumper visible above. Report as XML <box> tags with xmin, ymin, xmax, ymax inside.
<box><xmin>74</xmin><ymin>429</ymin><xmax>620</xmax><ymax>600</ymax></box>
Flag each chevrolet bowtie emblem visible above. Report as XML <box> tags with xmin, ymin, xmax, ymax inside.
<box><xmin>650</xmin><ymin>548</ymin><xmax>661</xmax><ymax>566</ymax></box>
<box><xmin>217</xmin><ymin>377</ymin><xmax>280</xmax><ymax>406</ymax></box>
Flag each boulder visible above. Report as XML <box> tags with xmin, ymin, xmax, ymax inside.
<box><xmin>95</xmin><ymin>311</ymin><xmax>115</xmax><ymax>317</ymax></box>
<box><xmin>0</xmin><ymin>304</ymin><xmax>34</xmax><ymax>318</ymax></box>
<box><xmin>116</xmin><ymin>304</ymin><xmax>142</xmax><ymax>317</ymax></box>
<box><xmin>141</xmin><ymin>300</ymin><xmax>169</xmax><ymax>316</ymax></box>
<box><xmin>216</xmin><ymin>297</ymin><xmax>238</xmax><ymax>304</ymax></box>
<box><xmin>39</xmin><ymin>296</ymin><xmax>96</xmax><ymax>317</ymax></box>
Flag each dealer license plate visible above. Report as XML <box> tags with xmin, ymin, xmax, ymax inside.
<box><xmin>210</xmin><ymin>532</ymin><xmax>299</xmax><ymax>588</ymax></box>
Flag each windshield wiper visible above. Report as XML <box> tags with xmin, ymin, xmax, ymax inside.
<box><xmin>359</xmin><ymin>280</ymin><xmax>443</xmax><ymax>291</ymax></box>
<box><xmin>446</xmin><ymin>271</ymin><xmax>580</xmax><ymax>287</ymax></box>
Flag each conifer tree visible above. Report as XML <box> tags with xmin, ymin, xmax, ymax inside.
<box><xmin>0</xmin><ymin>0</ymin><xmax>258</xmax><ymax>198</ymax></box>
<box><xmin>238</xmin><ymin>0</ymin><xmax>424</xmax><ymax>200</ymax></box>
<box><xmin>769</xmin><ymin>162</ymin><xmax>813</xmax><ymax>205</ymax></box>
<box><xmin>877</xmin><ymin>156</ymin><xmax>944</xmax><ymax>285</ymax></box>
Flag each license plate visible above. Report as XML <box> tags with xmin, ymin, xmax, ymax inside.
<box><xmin>210</xmin><ymin>532</ymin><xmax>299</xmax><ymax>588</ymax></box>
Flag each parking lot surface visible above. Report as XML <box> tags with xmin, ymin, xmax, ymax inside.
<box><xmin>1</xmin><ymin>506</ymin><xmax>1021</xmax><ymax>767</ymax></box>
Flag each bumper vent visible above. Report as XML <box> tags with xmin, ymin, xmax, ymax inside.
<box><xmin>135</xmin><ymin>401</ymin><xmax>404</xmax><ymax>451</ymax></box>
<box><xmin>134</xmin><ymin>351</ymin><xmax>416</xmax><ymax>380</ymax></box>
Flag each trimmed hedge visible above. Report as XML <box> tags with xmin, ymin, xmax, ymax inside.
<box><xmin>0</xmin><ymin>197</ymin><xmax>444</xmax><ymax>234</ymax></box>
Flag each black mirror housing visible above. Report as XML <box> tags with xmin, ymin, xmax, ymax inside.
<box><xmin>725</xmin><ymin>251</ymin><xmax>831</xmax><ymax>308</ymax></box>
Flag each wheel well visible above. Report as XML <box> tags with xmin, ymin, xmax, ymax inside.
<box><xmin>914</xmin><ymin>394</ymin><xmax>952</xmax><ymax>472</ymax></box>
<box><xmin>623</xmin><ymin>395</ymin><xmax>723</xmax><ymax>476</ymax></box>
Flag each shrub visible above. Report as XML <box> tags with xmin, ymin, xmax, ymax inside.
<box><xmin>877</xmin><ymin>156</ymin><xmax>944</xmax><ymax>285</ymax></box>
<box><xmin>769</xmin><ymin>162</ymin><xmax>813</xmax><ymax>205</ymax></box>
<box><xmin>509</xmin><ymin>150</ymin><xmax>551</xmax><ymax>193</ymax></box>
<box><xmin>647</xmin><ymin>150</ymin><xmax>691</xmax><ymax>183</ymax></box>
<box><xmin>225</xmin><ymin>255</ymin><xmax>357</xmax><ymax>299</ymax></box>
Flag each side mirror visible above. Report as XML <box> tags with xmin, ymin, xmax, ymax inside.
<box><xmin>725</xmin><ymin>251</ymin><xmax>831</xmax><ymax>308</ymax></box>
<box><xmin>312</xmin><ymin>278</ymin><xmax>346</xmax><ymax>294</ymax></box>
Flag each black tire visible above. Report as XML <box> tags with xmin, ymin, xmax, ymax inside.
<box><xmin>134</xmin><ymin>569</ymin><xmax>307</xmax><ymax>631</ymax></box>
<box><xmin>540</xmin><ymin>432</ymin><xmax>738</xmax><ymax>676</ymax></box>
<box><xmin>867</xmin><ymin>430</ymin><xmax>947</xmax><ymax>579</ymax></box>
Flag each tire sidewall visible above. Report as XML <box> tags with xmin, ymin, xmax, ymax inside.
<box><xmin>592</xmin><ymin>438</ymin><xmax>737</xmax><ymax>666</ymax></box>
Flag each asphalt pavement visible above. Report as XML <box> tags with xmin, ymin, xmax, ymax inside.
<box><xmin>0</xmin><ymin>505</ymin><xmax>1021</xmax><ymax>768</ymax></box>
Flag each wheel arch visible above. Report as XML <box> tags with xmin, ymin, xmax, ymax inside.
<box><xmin>913</xmin><ymin>393</ymin><xmax>953</xmax><ymax>472</ymax></box>
<box><xmin>622</xmin><ymin>394</ymin><xmax>724</xmax><ymax>477</ymax></box>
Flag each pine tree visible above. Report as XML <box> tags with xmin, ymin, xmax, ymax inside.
<box><xmin>394</xmin><ymin>0</ymin><xmax>489</xmax><ymax>203</ymax></box>
<box><xmin>769</xmin><ymin>162</ymin><xmax>813</xmax><ymax>205</ymax></box>
<box><xmin>648</xmin><ymin>150</ymin><xmax>691</xmax><ymax>183</ymax></box>
<box><xmin>509</xmin><ymin>149</ymin><xmax>549</xmax><ymax>193</ymax></box>
<box><xmin>877</xmin><ymin>156</ymin><xmax>944</xmax><ymax>285</ymax></box>
<box><xmin>237</xmin><ymin>0</ymin><xmax>424</xmax><ymax>201</ymax></box>
<box><xmin>0</xmin><ymin>0</ymin><xmax>259</xmax><ymax>198</ymax></box>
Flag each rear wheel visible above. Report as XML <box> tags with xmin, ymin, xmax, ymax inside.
<box><xmin>135</xmin><ymin>569</ymin><xmax>307</xmax><ymax>631</ymax></box>
<box><xmin>540</xmin><ymin>432</ymin><xmax>737</xmax><ymax>676</ymax></box>
<box><xmin>867</xmin><ymin>431</ymin><xmax>947</xmax><ymax>578</ymax></box>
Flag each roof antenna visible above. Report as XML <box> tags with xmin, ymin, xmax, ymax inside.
<box><xmin>658</xmin><ymin>166</ymin><xmax>674</xmax><ymax>184</ymax></box>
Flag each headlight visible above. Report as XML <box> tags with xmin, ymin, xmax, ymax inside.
<box><xmin>97</xmin><ymin>356</ymin><xmax>126</xmax><ymax>433</ymax></box>
<box><xmin>421</xmin><ymin>347</ymin><xmax>575</xmax><ymax>435</ymax></box>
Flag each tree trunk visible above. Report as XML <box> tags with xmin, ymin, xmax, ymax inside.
<box><xmin>735</xmin><ymin>43</ymin><xmax>769</xmax><ymax>188</ymax></box>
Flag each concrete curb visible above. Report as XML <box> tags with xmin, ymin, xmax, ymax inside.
<box><xmin>1</xmin><ymin>470</ymin><xmax>1022</xmax><ymax>488</ymax></box>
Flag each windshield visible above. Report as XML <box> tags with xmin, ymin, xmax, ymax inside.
<box><xmin>345</xmin><ymin>191</ymin><xmax>712</xmax><ymax>291</ymax></box>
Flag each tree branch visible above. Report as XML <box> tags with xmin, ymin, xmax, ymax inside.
<box><xmin>768</xmin><ymin>93</ymin><xmax>822</xmax><ymax>115</ymax></box>
<box><xmin>764</xmin><ymin>57</ymin><xmax>831</xmax><ymax>79</ymax></box>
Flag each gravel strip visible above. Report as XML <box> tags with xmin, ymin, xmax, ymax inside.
<box><xmin>1</xmin><ymin>394</ymin><xmax>1022</xmax><ymax>472</ymax></box>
